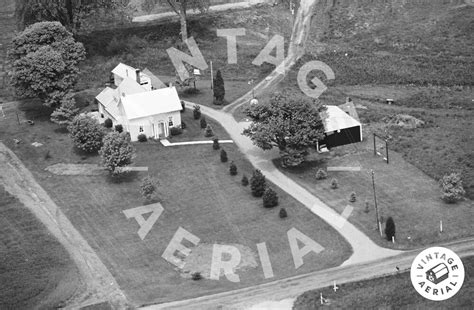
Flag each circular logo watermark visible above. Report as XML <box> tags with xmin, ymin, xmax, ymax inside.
<box><xmin>410</xmin><ymin>247</ymin><xmax>465</xmax><ymax>301</ymax></box>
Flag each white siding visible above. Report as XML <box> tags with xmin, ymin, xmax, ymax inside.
<box><xmin>128</xmin><ymin>111</ymin><xmax>182</xmax><ymax>142</ymax></box>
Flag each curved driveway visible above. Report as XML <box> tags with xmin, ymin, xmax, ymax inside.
<box><xmin>184</xmin><ymin>101</ymin><xmax>403</xmax><ymax>265</ymax></box>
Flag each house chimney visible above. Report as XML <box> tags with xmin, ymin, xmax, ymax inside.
<box><xmin>136</xmin><ymin>69</ymin><xmax>141</xmax><ymax>85</ymax></box>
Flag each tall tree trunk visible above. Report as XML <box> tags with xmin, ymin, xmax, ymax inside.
<box><xmin>65</xmin><ymin>0</ymin><xmax>74</xmax><ymax>30</ymax></box>
<box><xmin>179</xmin><ymin>11</ymin><xmax>188</xmax><ymax>42</ymax></box>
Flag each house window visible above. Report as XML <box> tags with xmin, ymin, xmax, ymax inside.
<box><xmin>139</xmin><ymin>126</ymin><xmax>144</xmax><ymax>133</ymax></box>
<box><xmin>168</xmin><ymin>116</ymin><xmax>173</xmax><ymax>127</ymax></box>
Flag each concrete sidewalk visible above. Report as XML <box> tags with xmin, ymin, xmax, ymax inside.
<box><xmin>132</xmin><ymin>0</ymin><xmax>267</xmax><ymax>23</ymax></box>
<box><xmin>160</xmin><ymin>138</ymin><xmax>233</xmax><ymax>147</ymax></box>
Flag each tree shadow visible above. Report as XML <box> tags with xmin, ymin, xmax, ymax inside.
<box><xmin>272</xmin><ymin>157</ymin><xmax>328</xmax><ymax>175</ymax></box>
<box><xmin>54</xmin><ymin>127</ymin><xmax>69</xmax><ymax>134</ymax></box>
<box><xmin>17</xmin><ymin>99</ymin><xmax>54</xmax><ymax>121</ymax></box>
<box><xmin>106</xmin><ymin>171</ymin><xmax>139</xmax><ymax>184</ymax></box>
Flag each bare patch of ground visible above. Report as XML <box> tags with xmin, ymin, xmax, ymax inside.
<box><xmin>382</xmin><ymin>114</ymin><xmax>425</xmax><ymax>129</ymax></box>
<box><xmin>45</xmin><ymin>163</ymin><xmax>106</xmax><ymax>176</ymax></box>
<box><xmin>178</xmin><ymin>243</ymin><xmax>258</xmax><ymax>279</ymax></box>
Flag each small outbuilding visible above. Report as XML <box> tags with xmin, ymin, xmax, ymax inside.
<box><xmin>317</xmin><ymin>105</ymin><xmax>362</xmax><ymax>151</ymax></box>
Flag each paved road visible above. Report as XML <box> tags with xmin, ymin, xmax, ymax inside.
<box><xmin>143</xmin><ymin>237</ymin><xmax>474</xmax><ymax>309</ymax></box>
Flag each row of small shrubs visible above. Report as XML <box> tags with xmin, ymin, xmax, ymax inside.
<box><xmin>103</xmin><ymin>118</ymin><xmax>124</xmax><ymax>133</ymax></box>
<box><xmin>215</xmin><ymin>144</ymin><xmax>282</xmax><ymax>213</ymax></box>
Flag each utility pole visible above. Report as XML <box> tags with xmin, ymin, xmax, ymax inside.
<box><xmin>210</xmin><ymin>60</ymin><xmax>214</xmax><ymax>90</ymax></box>
<box><xmin>371</xmin><ymin>170</ymin><xmax>382</xmax><ymax>236</ymax></box>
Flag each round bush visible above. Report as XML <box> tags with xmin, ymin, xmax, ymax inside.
<box><xmin>263</xmin><ymin>188</ymin><xmax>278</xmax><ymax>208</ymax></box>
<box><xmin>315</xmin><ymin>168</ymin><xmax>328</xmax><ymax>180</ymax></box>
<box><xmin>200</xmin><ymin>117</ymin><xmax>207</xmax><ymax>129</ymax></box>
<box><xmin>140</xmin><ymin>176</ymin><xmax>158</xmax><ymax>201</ymax></box>
<box><xmin>229</xmin><ymin>161</ymin><xmax>237</xmax><ymax>176</ymax></box>
<box><xmin>213</xmin><ymin>138</ymin><xmax>220</xmax><ymax>150</ymax></box>
<box><xmin>137</xmin><ymin>134</ymin><xmax>147</xmax><ymax>142</ymax></box>
<box><xmin>279</xmin><ymin>208</ymin><xmax>288</xmax><ymax>218</ymax></box>
<box><xmin>349</xmin><ymin>192</ymin><xmax>356</xmax><ymax>202</ymax></box>
<box><xmin>115</xmin><ymin>124</ymin><xmax>123</xmax><ymax>133</ymax></box>
<box><xmin>205</xmin><ymin>124</ymin><xmax>214</xmax><ymax>137</ymax></box>
<box><xmin>104</xmin><ymin>118</ymin><xmax>113</xmax><ymax>128</ymax></box>
<box><xmin>170</xmin><ymin>127</ymin><xmax>183</xmax><ymax>136</ymax></box>
<box><xmin>193</xmin><ymin>105</ymin><xmax>201</xmax><ymax>119</ymax></box>
<box><xmin>220</xmin><ymin>149</ymin><xmax>228</xmax><ymax>163</ymax></box>
<box><xmin>439</xmin><ymin>172</ymin><xmax>465</xmax><ymax>203</ymax></box>
<box><xmin>331</xmin><ymin>178</ymin><xmax>338</xmax><ymax>189</ymax></box>
<box><xmin>192</xmin><ymin>272</ymin><xmax>202</xmax><ymax>280</ymax></box>
<box><xmin>250</xmin><ymin>169</ymin><xmax>266</xmax><ymax>197</ymax></box>
<box><xmin>241</xmin><ymin>175</ymin><xmax>249</xmax><ymax>186</ymax></box>
<box><xmin>68</xmin><ymin>115</ymin><xmax>105</xmax><ymax>153</ymax></box>
<box><xmin>181</xmin><ymin>121</ymin><xmax>187</xmax><ymax>129</ymax></box>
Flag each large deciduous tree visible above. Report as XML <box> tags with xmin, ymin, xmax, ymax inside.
<box><xmin>99</xmin><ymin>131</ymin><xmax>134</xmax><ymax>174</ymax></box>
<box><xmin>9</xmin><ymin>21</ymin><xmax>85</xmax><ymax>107</ymax></box>
<box><xmin>243</xmin><ymin>92</ymin><xmax>326</xmax><ymax>167</ymax></box>
<box><xmin>68</xmin><ymin>115</ymin><xmax>105</xmax><ymax>153</ymax></box>
<box><xmin>142</xmin><ymin>0</ymin><xmax>209</xmax><ymax>42</ymax></box>
<box><xmin>15</xmin><ymin>0</ymin><xmax>127</xmax><ymax>33</ymax></box>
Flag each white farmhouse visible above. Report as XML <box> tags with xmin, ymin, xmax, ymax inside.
<box><xmin>96</xmin><ymin>64</ymin><xmax>182</xmax><ymax>142</ymax></box>
<box><xmin>120</xmin><ymin>87</ymin><xmax>182</xmax><ymax>140</ymax></box>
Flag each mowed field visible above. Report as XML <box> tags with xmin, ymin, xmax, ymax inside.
<box><xmin>293</xmin><ymin>255</ymin><xmax>474</xmax><ymax>309</ymax></box>
<box><xmin>0</xmin><ymin>185</ymin><xmax>80</xmax><ymax>309</ymax></box>
<box><xmin>0</xmin><ymin>103</ymin><xmax>351</xmax><ymax>306</ymax></box>
<box><xmin>275</xmin><ymin>136</ymin><xmax>474</xmax><ymax>250</ymax></box>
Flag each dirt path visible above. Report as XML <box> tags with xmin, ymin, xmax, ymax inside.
<box><xmin>132</xmin><ymin>0</ymin><xmax>267</xmax><ymax>23</ymax></box>
<box><xmin>223</xmin><ymin>0</ymin><xmax>329</xmax><ymax>114</ymax></box>
<box><xmin>143</xmin><ymin>236</ymin><xmax>474</xmax><ymax>309</ymax></box>
<box><xmin>0</xmin><ymin>143</ymin><xmax>128</xmax><ymax>309</ymax></box>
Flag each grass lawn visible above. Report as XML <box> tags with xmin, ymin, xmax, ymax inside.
<box><xmin>0</xmin><ymin>185</ymin><xmax>80</xmax><ymax>309</ymax></box>
<box><xmin>274</xmin><ymin>124</ymin><xmax>474</xmax><ymax>250</ymax></box>
<box><xmin>168</xmin><ymin>108</ymin><xmax>230</xmax><ymax>142</ymax></box>
<box><xmin>0</xmin><ymin>100</ymin><xmax>351</xmax><ymax>306</ymax></box>
<box><xmin>75</xmin><ymin>5</ymin><xmax>293</xmax><ymax>91</ymax></box>
<box><xmin>154</xmin><ymin>75</ymin><xmax>254</xmax><ymax>109</ymax></box>
<box><xmin>293</xmin><ymin>255</ymin><xmax>474</xmax><ymax>309</ymax></box>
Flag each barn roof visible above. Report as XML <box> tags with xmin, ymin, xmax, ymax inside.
<box><xmin>321</xmin><ymin>105</ymin><xmax>361</xmax><ymax>133</ymax></box>
<box><xmin>121</xmin><ymin>86</ymin><xmax>182</xmax><ymax>120</ymax></box>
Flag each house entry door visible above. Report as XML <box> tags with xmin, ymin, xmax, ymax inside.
<box><xmin>157</xmin><ymin>122</ymin><xmax>165</xmax><ymax>138</ymax></box>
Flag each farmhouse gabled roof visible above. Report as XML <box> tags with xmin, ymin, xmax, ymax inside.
<box><xmin>96</xmin><ymin>87</ymin><xmax>120</xmax><ymax>119</ymax></box>
<box><xmin>117</xmin><ymin>77</ymin><xmax>147</xmax><ymax>97</ymax></box>
<box><xmin>121</xmin><ymin>86</ymin><xmax>182</xmax><ymax>120</ymax></box>
<box><xmin>321</xmin><ymin>105</ymin><xmax>361</xmax><ymax>133</ymax></box>
<box><xmin>111</xmin><ymin>63</ymin><xmax>137</xmax><ymax>79</ymax></box>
